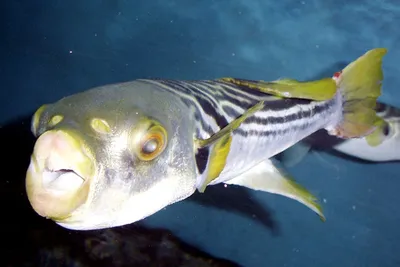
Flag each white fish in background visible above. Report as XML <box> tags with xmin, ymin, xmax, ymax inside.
<box><xmin>279</xmin><ymin>73</ymin><xmax>400</xmax><ymax>166</ymax></box>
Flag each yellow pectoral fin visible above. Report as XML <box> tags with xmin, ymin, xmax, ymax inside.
<box><xmin>194</xmin><ymin>100</ymin><xmax>265</xmax><ymax>192</ymax></box>
<box><xmin>365</xmin><ymin>117</ymin><xmax>390</xmax><ymax>147</ymax></box>
<box><xmin>194</xmin><ymin>100</ymin><xmax>264</xmax><ymax>149</ymax></box>
<box><xmin>219</xmin><ymin>77</ymin><xmax>337</xmax><ymax>101</ymax></box>
<box><xmin>197</xmin><ymin>134</ymin><xmax>233</xmax><ymax>193</ymax></box>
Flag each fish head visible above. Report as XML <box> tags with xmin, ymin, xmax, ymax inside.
<box><xmin>26</xmin><ymin>81</ymin><xmax>198</xmax><ymax>230</ymax></box>
<box><xmin>364</xmin><ymin>102</ymin><xmax>400</xmax><ymax>161</ymax></box>
<box><xmin>377</xmin><ymin>115</ymin><xmax>400</xmax><ymax>160</ymax></box>
<box><xmin>333</xmin><ymin>102</ymin><xmax>400</xmax><ymax>161</ymax></box>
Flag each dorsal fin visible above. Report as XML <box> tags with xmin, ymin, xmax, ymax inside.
<box><xmin>218</xmin><ymin>77</ymin><xmax>337</xmax><ymax>101</ymax></box>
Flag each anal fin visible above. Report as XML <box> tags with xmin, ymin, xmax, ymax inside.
<box><xmin>225</xmin><ymin>159</ymin><xmax>325</xmax><ymax>221</ymax></box>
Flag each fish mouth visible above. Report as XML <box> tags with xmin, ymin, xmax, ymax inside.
<box><xmin>42</xmin><ymin>168</ymin><xmax>85</xmax><ymax>194</ymax></box>
<box><xmin>26</xmin><ymin>130</ymin><xmax>94</xmax><ymax>221</ymax></box>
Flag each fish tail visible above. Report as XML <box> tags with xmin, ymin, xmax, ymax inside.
<box><xmin>328</xmin><ymin>48</ymin><xmax>387</xmax><ymax>139</ymax></box>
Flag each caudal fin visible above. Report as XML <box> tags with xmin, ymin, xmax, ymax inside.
<box><xmin>329</xmin><ymin>48</ymin><xmax>387</xmax><ymax>139</ymax></box>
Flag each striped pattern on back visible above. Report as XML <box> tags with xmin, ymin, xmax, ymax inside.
<box><xmin>138</xmin><ymin>79</ymin><xmax>336</xmax><ymax>139</ymax></box>
<box><xmin>138</xmin><ymin>79</ymin><xmax>340</xmax><ymax>177</ymax></box>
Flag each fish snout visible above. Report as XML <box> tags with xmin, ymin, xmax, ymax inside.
<box><xmin>26</xmin><ymin>130</ymin><xmax>94</xmax><ymax>220</ymax></box>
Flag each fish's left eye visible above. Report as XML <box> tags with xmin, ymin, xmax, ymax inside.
<box><xmin>137</xmin><ymin>125</ymin><xmax>167</xmax><ymax>161</ymax></box>
<box><xmin>382</xmin><ymin>123</ymin><xmax>391</xmax><ymax>137</ymax></box>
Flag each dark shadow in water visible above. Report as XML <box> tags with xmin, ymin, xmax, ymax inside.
<box><xmin>189</xmin><ymin>185</ymin><xmax>280</xmax><ymax>235</ymax></box>
<box><xmin>0</xmin><ymin>114</ymin><xmax>273</xmax><ymax>266</ymax></box>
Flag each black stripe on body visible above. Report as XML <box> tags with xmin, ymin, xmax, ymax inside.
<box><xmin>243</xmin><ymin>100</ymin><xmax>333</xmax><ymax>125</ymax></box>
<box><xmin>138</xmin><ymin>78</ymin><xmax>338</xmax><ymax>175</ymax></box>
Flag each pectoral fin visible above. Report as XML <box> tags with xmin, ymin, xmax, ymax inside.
<box><xmin>365</xmin><ymin>117</ymin><xmax>389</xmax><ymax>147</ymax></box>
<box><xmin>194</xmin><ymin>101</ymin><xmax>264</xmax><ymax>149</ymax></box>
<box><xmin>197</xmin><ymin>134</ymin><xmax>232</xmax><ymax>193</ymax></box>
<box><xmin>194</xmin><ymin>101</ymin><xmax>265</xmax><ymax>192</ymax></box>
<box><xmin>219</xmin><ymin>77</ymin><xmax>337</xmax><ymax>101</ymax></box>
<box><xmin>225</xmin><ymin>159</ymin><xmax>325</xmax><ymax>221</ymax></box>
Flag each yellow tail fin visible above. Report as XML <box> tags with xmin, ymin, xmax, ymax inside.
<box><xmin>329</xmin><ymin>48</ymin><xmax>387</xmax><ymax>139</ymax></box>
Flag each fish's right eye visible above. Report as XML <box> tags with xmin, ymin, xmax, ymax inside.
<box><xmin>136</xmin><ymin>124</ymin><xmax>167</xmax><ymax>161</ymax></box>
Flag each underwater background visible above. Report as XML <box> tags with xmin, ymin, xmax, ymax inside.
<box><xmin>1</xmin><ymin>1</ymin><xmax>399</xmax><ymax>267</ymax></box>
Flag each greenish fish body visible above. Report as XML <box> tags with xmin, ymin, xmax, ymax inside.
<box><xmin>26</xmin><ymin>48</ymin><xmax>387</xmax><ymax>230</ymax></box>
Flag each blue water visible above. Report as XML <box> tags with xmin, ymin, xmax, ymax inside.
<box><xmin>1</xmin><ymin>1</ymin><xmax>399</xmax><ymax>266</ymax></box>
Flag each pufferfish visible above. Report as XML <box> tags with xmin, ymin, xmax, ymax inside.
<box><xmin>26</xmin><ymin>48</ymin><xmax>387</xmax><ymax>230</ymax></box>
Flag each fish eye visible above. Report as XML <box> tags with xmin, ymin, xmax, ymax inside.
<box><xmin>142</xmin><ymin>138</ymin><xmax>159</xmax><ymax>154</ymax></box>
<box><xmin>382</xmin><ymin>123</ymin><xmax>391</xmax><ymax>137</ymax></box>
<box><xmin>137</xmin><ymin>125</ymin><xmax>167</xmax><ymax>161</ymax></box>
